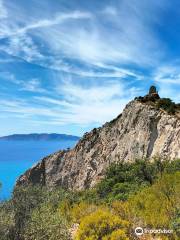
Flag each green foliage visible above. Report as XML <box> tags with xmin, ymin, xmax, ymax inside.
<box><xmin>0</xmin><ymin>201</ymin><xmax>14</xmax><ymax>240</ymax></box>
<box><xmin>12</xmin><ymin>185</ymin><xmax>47</xmax><ymax>238</ymax></box>
<box><xmin>171</xmin><ymin>208</ymin><xmax>180</xmax><ymax>237</ymax></box>
<box><xmin>129</xmin><ymin>172</ymin><xmax>180</xmax><ymax>237</ymax></box>
<box><xmin>70</xmin><ymin>202</ymin><xmax>99</xmax><ymax>223</ymax></box>
<box><xmin>0</xmin><ymin>158</ymin><xmax>179</xmax><ymax>240</ymax></box>
<box><xmin>156</xmin><ymin>98</ymin><xmax>176</xmax><ymax>114</ymax></box>
<box><xmin>137</xmin><ymin>90</ymin><xmax>180</xmax><ymax>115</ymax></box>
<box><xmin>73</xmin><ymin>188</ymin><xmax>101</xmax><ymax>205</ymax></box>
<box><xmin>103</xmin><ymin>229</ymin><xmax>129</xmax><ymax>240</ymax></box>
<box><xmin>96</xmin><ymin>158</ymin><xmax>179</xmax><ymax>202</ymax></box>
<box><xmin>12</xmin><ymin>185</ymin><xmax>72</xmax><ymax>239</ymax></box>
<box><xmin>164</xmin><ymin>159</ymin><xmax>180</xmax><ymax>174</ymax></box>
<box><xmin>24</xmin><ymin>204</ymin><xmax>70</xmax><ymax>240</ymax></box>
<box><xmin>75</xmin><ymin>209</ymin><xmax>129</xmax><ymax>240</ymax></box>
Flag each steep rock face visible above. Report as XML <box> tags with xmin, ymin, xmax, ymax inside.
<box><xmin>17</xmin><ymin>100</ymin><xmax>180</xmax><ymax>190</ymax></box>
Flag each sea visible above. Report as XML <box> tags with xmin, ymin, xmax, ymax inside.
<box><xmin>0</xmin><ymin>140</ymin><xmax>77</xmax><ymax>200</ymax></box>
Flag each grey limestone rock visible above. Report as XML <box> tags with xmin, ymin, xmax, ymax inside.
<box><xmin>16</xmin><ymin>99</ymin><xmax>180</xmax><ymax>190</ymax></box>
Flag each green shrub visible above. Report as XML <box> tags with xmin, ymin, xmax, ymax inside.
<box><xmin>75</xmin><ymin>209</ymin><xmax>129</xmax><ymax>240</ymax></box>
<box><xmin>0</xmin><ymin>201</ymin><xmax>14</xmax><ymax>240</ymax></box>
<box><xmin>96</xmin><ymin>158</ymin><xmax>180</xmax><ymax>202</ymax></box>
<box><xmin>103</xmin><ymin>229</ymin><xmax>129</xmax><ymax>240</ymax></box>
<box><xmin>0</xmin><ymin>159</ymin><xmax>179</xmax><ymax>240</ymax></box>
<box><xmin>156</xmin><ymin>98</ymin><xmax>176</xmax><ymax>114</ymax></box>
<box><xmin>70</xmin><ymin>202</ymin><xmax>98</xmax><ymax>223</ymax></box>
<box><xmin>12</xmin><ymin>185</ymin><xmax>70</xmax><ymax>238</ymax></box>
<box><xmin>12</xmin><ymin>185</ymin><xmax>47</xmax><ymax>238</ymax></box>
<box><xmin>129</xmin><ymin>172</ymin><xmax>180</xmax><ymax>237</ymax></box>
<box><xmin>24</xmin><ymin>204</ymin><xmax>70</xmax><ymax>240</ymax></box>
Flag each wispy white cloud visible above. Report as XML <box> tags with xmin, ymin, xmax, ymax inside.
<box><xmin>1</xmin><ymin>0</ymin><xmax>178</xmax><ymax>136</ymax></box>
<box><xmin>155</xmin><ymin>65</ymin><xmax>180</xmax><ymax>85</ymax></box>
<box><xmin>0</xmin><ymin>98</ymin><xmax>61</xmax><ymax>118</ymax></box>
<box><xmin>20</xmin><ymin>78</ymin><xmax>46</xmax><ymax>93</ymax></box>
<box><xmin>34</xmin><ymin>96</ymin><xmax>73</xmax><ymax>108</ymax></box>
<box><xmin>101</xmin><ymin>6</ymin><xmax>118</xmax><ymax>16</ymax></box>
<box><xmin>154</xmin><ymin>63</ymin><xmax>180</xmax><ymax>102</ymax></box>
<box><xmin>0</xmin><ymin>0</ymin><xmax>7</xmax><ymax>19</ymax></box>
<box><xmin>0</xmin><ymin>11</ymin><xmax>92</xmax><ymax>39</ymax></box>
<box><xmin>0</xmin><ymin>34</ymin><xmax>43</xmax><ymax>62</ymax></box>
<box><xmin>35</xmin><ymin>80</ymin><xmax>141</xmax><ymax>125</ymax></box>
<box><xmin>37</xmin><ymin>0</ymin><xmax>166</xmax><ymax>67</ymax></box>
<box><xmin>0</xmin><ymin>71</ymin><xmax>21</xmax><ymax>84</ymax></box>
<box><xmin>60</xmin><ymin>81</ymin><xmax>124</xmax><ymax>103</ymax></box>
<box><xmin>17</xmin><ymin>11</ymin><xmax>92</xmax><ymax>34</ymax></box>
<box><xmin>0</xmin><ymin>0</ymin><xmax>168</xmax><ymax>73</ymax></box>
<box><xmin>48</xmin><ymin>58</ymin><xmax>141</xmax><ymax>79</ymax></box>
<box><xmin>0</xmin><ymin>80</ymin><xmax>141</xmax><ymax>126</ymax></box>
<box><xmin>0</xmin><ymin>71</ymin><xmax>46</xmax><ymax>93</ymax></box>
<box><xmin>0</xmin><ymin>99</ymin><xmax>24</xmax><ymax>108</ymax></box>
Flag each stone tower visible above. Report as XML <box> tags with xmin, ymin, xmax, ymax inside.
<box><xmin>149</xmin><ymin>85</ymin><xmax>157</xmax><ymax>95</ymax></box>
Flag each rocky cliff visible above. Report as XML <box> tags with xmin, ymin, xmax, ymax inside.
<box><xmin>16</xmin><ymin>90</ymin><xmax>180</xmax><ymax>190</ymax></box>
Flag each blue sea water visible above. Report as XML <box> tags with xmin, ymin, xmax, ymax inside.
<box><xmin>0</xmin><ymin>140</ymin><xmax>77</xmax><ymax>199</ymax></box>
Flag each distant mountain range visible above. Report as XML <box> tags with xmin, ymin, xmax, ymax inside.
<box><xmin>0</xmin><ymin>133</ymin><xmax>80</xmax><ymax>141</ymax></box>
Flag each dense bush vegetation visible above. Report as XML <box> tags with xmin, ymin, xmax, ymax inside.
<box><xmin>137</xmin><ymin>93</ymin><xmax>180</xmax><ymax>115</ymax></box>
<box><xmin>0</xmin><ymin>158</ymin><xmax>179</xmax><ymax>240</ymax></box>
<box><xmin>129</xmin><ymin>172</ymin><xmax>180</xmax><ymax>228</ymax></box>
<box><xmin>0</xmin><ymin>201</ymin><xmax>14</xmax><ymax>240</ymax></box>
<box><xmin>96</xmin><ymin>158</ymin><xmax>180</xmax><ymax>202</ymax></box>
<box><xmin>156</xmin><ymin>98</ymin><xmax>177</xmax><ymax>114</ymax></box>
<box><xmin>24</xmin><ymin>203</ymin><xmax>70</xmax><ymax>240</ymax></box>
<box><xmin>75</xmin><ymin>209</ymin><xmax>129</xmax><ymax>240</ymax></box>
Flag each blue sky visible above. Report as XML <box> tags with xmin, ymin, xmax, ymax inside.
<box><xmin>0</xmin><ymin>0</ymin><xmax>180</xmax><ymax>137</ymax></box>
